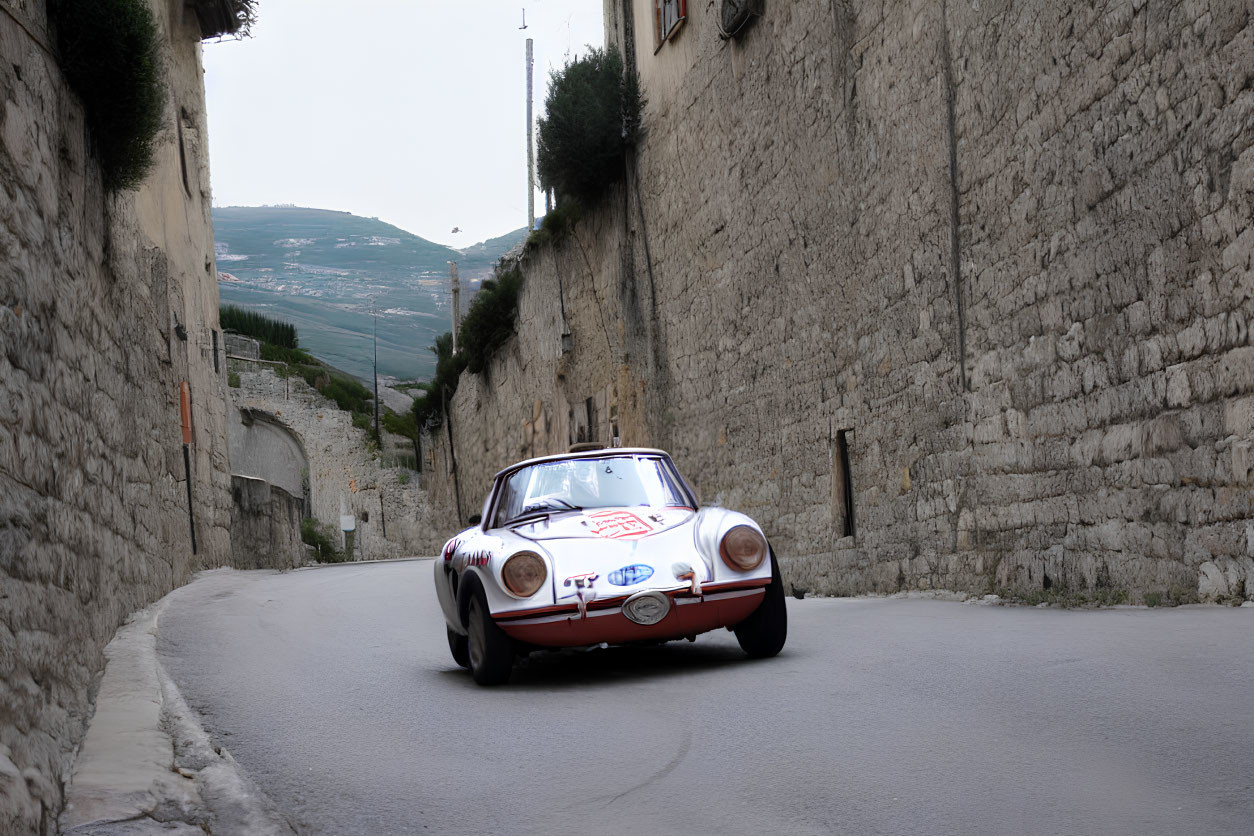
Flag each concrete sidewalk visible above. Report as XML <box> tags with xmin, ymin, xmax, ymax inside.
<box><xmin>58</xmin><ymin>579</ymin><xmax>294</xmax><ymax>835</ymax></box>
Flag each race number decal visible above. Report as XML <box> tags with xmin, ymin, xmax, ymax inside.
<box><xmin>588</xmin><ymin>510</ymin><xmax>654</xmax><ymax>540</ymax></box>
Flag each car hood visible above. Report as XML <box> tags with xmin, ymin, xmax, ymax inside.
<box><xmin>508</xmin><ymin>507</ymin><xmax>694</xmax><ymax>542</ymax></box>
<box><xmin>506</xmin><ymin>508</ymin><xmax>706</xmax><ymax>600</ymax></box>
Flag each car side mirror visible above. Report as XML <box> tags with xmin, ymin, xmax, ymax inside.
<box><xmin>468</xmin><ymin>513</ymin><xmax>482</xmax><ymax>526</ymax></box>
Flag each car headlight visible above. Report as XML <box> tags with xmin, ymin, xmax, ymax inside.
<box><xmin>719</xmin><ymin>525</ymin><xmax>767</xmax><ymax>571</ymax></box>
<box><xmin>501</xmin><ymin>551</ymin><xmax>547</xmax><ymax>597</ymax></box>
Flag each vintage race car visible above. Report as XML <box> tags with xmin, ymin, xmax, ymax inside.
<box><xmin>433</xmin><ymin>447</ymin><xmax>787</xmax><ymax>685</ymax></box>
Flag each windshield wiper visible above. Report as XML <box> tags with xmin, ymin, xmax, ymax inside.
<box><xmin>505</xmin><ymin>498</ymin><xmax>582</xmax><ymax>526</ymax></box>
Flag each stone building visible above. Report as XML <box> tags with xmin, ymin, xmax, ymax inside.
<box><xmin>426</xmin><ymin>1</ymin><xmax>1254</xmax><ymax>606</ymax></box>
<box><xmin>1</xmin><ymin>1</ymin><xmax>246</xmax><ymax>829</ymax></box>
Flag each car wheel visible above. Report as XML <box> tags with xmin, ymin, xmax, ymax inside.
<box><xmin>733</xmin><ymin>550</ymin><xmax>787</xmax><ymax>658</ymax></box>
<box><xmin>447</xmin><ymin>627</ymin><xmax>470</xmax><ymax>668</ymax></box>
<box><xmin>467</xmin><ymin>588</ymin><xmax>514</xmax><ymax>685</ymax></box>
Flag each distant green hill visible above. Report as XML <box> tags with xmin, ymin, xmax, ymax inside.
<box><xmin>213</xmin><ymin>207</ymin><xmax>526</xmax><ymax>382</ymax></box>
<box><xmin>458</xmin><ymin>227</ymin><xmax>530</xmax><ymax>264</ymax></box>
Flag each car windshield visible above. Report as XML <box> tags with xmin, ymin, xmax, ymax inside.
<box><xmin>494</xmin><ymin>456</ymin><xmax>692</xmax><ymax>526</ymax></box>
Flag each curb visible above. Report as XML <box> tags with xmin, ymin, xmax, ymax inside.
<box><xmin>59</xmin><ymin>592</ymin><xmax>294</xmax><ymax>835</ymax></box>
<box><xmin>295</xmin><ymin>554</ymin><xmax>435</xmax><ymax>571</ymax></box>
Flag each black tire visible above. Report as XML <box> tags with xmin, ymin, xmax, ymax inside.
<box><xmin>733</xmin><ymin>551</ymin><xmax>788</xmax><ymax>658</ymax></box>
<box><xmin>447</xmin><ymin>627</ymin><xmax>470</xmax><ymax>668</ymax></box>
<box><xmin>467</xmin><ymin>588</ymin><xmax>514</xmax><ymax>685</ymax></box>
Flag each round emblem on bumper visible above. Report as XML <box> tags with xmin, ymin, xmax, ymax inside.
<box><xmin>622</xmin><ymin>590</ymin><xmax>671</xmax><ymax>625</ymax></box>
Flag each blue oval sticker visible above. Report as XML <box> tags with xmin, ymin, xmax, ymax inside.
<box><xmin>608</xmin><ymin>564</ymin><xmax>654</xmax><ymax>586</ymax></box>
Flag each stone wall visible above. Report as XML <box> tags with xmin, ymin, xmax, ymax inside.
<box><xmin>229</xmin><ymin>476</ymin><xmax>303</xmax><ymax>570</ymax></box>
<box><xmin>229</xmin><ymin>360</ymin><xmax>443</xmax><ymax>559</ymax></box>
<box><xmin>426</xmin><ymin>0</ymin><xmax>1254</xmax><ymax>606</ymax></box>
<box><xmin>0</xmin><ymin>1</ymin><xmax>234</xmax><ymax>830</ymax></box>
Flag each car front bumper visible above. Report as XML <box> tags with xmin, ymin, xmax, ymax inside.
<box><xmin>493</xmin><ymin>582</ymin><xmax>767</xmax><ymax>647</ymax></box>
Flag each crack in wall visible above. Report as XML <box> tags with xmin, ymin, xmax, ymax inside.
<box><xmin>829</xmin><ymin>0</ymin><xmax>857</xmax><ymax>141</ymax></box>
<box><xmin>940</xmin><ymin>0</ymin><xmax>968</xmax><ymax>393</ymax></box>
<box><xmin>572</xmin><ymin>228</ymin><xmax>618</xmax><ymax>360</ymax></box>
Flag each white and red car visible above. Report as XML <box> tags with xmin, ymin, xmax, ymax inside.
<box><xmin>434</xmin><ymin>447</ymin><xmax>787</xmax><ymax>685</ymax></box>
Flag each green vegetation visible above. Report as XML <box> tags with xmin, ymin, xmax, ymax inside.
<box><xmin>412</xmin><ymin>333</ymin><xmax>462</xmax><ymax>431</ymax></box>
<box><xmin>213</xmin><ymin>207</ymin><xmax>527</xmax><ymax>381</ymax></box>
<box><xmin>50</xmin><ymin>0</ymin><xmax>164</xmax><ymax>191</ymax></box>
<box><xmin>259</xmin><ymin>343</ymin><xmax>318</xmax><ymax>366</ymax></box>
<box><xmin>301</xmin><ymin>518</ymin><xmax>344</xmax><ymax>563</ymax></box>
<box><xmin>410</xmin><ymin>261</ymin><xmax>526</xmax><ymax>430</ymax></box>
<box><xmin>321</xmin><ymin>376</ymin><xmax>373</xmax><ymax>417</ymax></box>
<box><xmin>458</xmin><ymin>263</ymin><xmax>523</xmax><ymax>374</ymax></box>
<box><xmin>380</xmin><ymin>407</ymin><xmax>421</xmax><ymax>473</ymax></box>
<box><xmin>1143</xmin><ymin>587</ymin><xmax>1194</xmax><ymax>607</ymax></box>
<box><xmin>382</xmin><ymin>407</ymin><xmax>419</xmax><ymax>439</ymax></box>
<box><xmin>397</xmin><ymin>472</ymin><xmax>411</xmax><ymax>486</ymax></box>
<box><xmin>222</xmin><ymin>304</ymin><xmax>375</xmax><ymax>433</ymax></box>
<box><xmin>227</xmin><ymin>371</ymin><xmax>241</xmax><ymax>388</ymax></box>
<box><xmin>999</xmin><ymin>587</ymin><xmax>1130</xmax><ymax>608</ymax></box>
<box><xmin>525</xmin><ymin>201</ymin><xmax>583</xmax><ymax>252</ymax></box>
<box><xmin>233</xmin><ymin>0</ymin><xmax>258</xmax><ymax>36</ymax></box>
<box><xmin>537</xmin><ymin>45</ymin><xmax>642</xmax><ymax>205</ymax></box>
<box><xmin>221</xmin><ymin>305</ymin><xmax>299</xmax><ymax>349</ymax></box>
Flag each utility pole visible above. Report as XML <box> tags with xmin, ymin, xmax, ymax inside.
<box><xmin>372</xmin><ymin>301</ymin><xmax>380</xmax><ymax>444</ymax></box>
<box><xmin>448</xmin><ymin>261</ymin><xmax>461</xmax><ymax>353</ymax></box>
<box><xmin>526</xmin><ymin>36</ymin><xmax>535</xmax><ymax>231</ymax></box>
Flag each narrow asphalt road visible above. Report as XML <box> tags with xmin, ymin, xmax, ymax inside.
<box><xmin>157</xmin><ymin>562</ymin><xmax>1254</xmax><ymax>835</ymax></box>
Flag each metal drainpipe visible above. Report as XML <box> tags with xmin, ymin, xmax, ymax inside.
<box><xmin>180</xmin><ymin>381</ymin><xmax>197</xmax><ymax>554</ymax></box>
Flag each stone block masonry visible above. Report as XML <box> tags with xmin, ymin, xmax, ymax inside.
<box><xmin>229</xmin><ymin>476</ymin><xmax>303</xmax><ymax>570</ymax></box>
<box><xmin>1</xmin><ymin>0</ymin><xmax>235</xmax><ymax>829</ymax></box>
<box><xmin>427</xmin><ymin>1</ymin><xmax>1254</xmax><ymax>606</ymax></box>
<box><xmin>229</xmin><ymin>361</ymin><xmax>444</xmax><ymax>560</ymax></box>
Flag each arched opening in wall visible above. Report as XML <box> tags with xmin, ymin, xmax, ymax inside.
<box><xmin>230</xmin><ymin>408</ymin><xmax>310</xmax><ymax>514</ymax></box>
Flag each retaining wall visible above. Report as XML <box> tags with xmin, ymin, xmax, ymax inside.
<box><xmin>0</xmin><ymin>0</ymin><xmax>235</xmax><ymax>829</ymax></box>
<box><xmin>426</xmin><ymin>0</ymin><xmax>1254</xmax><ymax>605</ymax></box>
<box><xmin>229</xmin><ymin>476</ymin><xmax>303</xmax><ymax>570</ymax></box>
<box><xmin>230</xmin><ymin>361</ymin><xmax>443</xmax><ymax>560</ymax></box>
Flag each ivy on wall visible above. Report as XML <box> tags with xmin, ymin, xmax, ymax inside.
<box><xmin>49</xmin><ymin>0</ymin><xmax>165</xmax><ymax>191</ymax></box>
<box><xmin>412</xmin><ymin>263</ymin><xmax>526</xmax><ymax>431</ymax></box>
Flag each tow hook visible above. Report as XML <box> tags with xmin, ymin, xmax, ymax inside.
<box><xmin>672</xmin><ymin>562</ymin><xmax>702</xmax><ymax>596</ymax></box>
<box><xmin>564</xmin><ymin>573</ymin><xmax>599</xmax><ymax>619</ymax></box>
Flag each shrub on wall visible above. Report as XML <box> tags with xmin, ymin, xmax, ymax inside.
<box><xmin>49</xmin><ymin>0</ymin><xmax>165</xmax><ymax>191</ymax></box>
<box><xmin>537</xmin><ymin>45</ymin><xmax>642</xmax><ymax>205</ymax></box>
<box><xmin>229</xmin><ymin>0</ymin><xmax>259</xmax><ymax>36</ymax></box>
<box><xmin>411</xmin><ymin>261</ymin><xmax>526</xmax><ymax>431</ymax></box>
<box><xmin>525</xmin><ymin>200</ymin><xmax>583</xmax><ymax>252</ymax></box>
<box><xmin>458</xmin><ymin>264</ymin><xmax>523</xmax><ymax>375</ymax></box>
<box><xmin>411</xmin><ymin>332</ymin><xmax>463</xmax><ymax>432</ymax></box>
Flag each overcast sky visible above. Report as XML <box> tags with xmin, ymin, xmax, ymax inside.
<box><xmin>202</xmin><ymin>1</ymin><xmax>605</xmax><ymax>248</ymax></box>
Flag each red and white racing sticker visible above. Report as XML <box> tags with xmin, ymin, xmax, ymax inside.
<box><xmin>587</xmin><ymin>510</ymin><xmax>654</xmax><ymax>540</ymax></box>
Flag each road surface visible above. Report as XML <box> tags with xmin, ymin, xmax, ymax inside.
<box><xmin>157</xmin><ymin>561</ymin><xmax>1254</xmax><ymax>835</ymax></box>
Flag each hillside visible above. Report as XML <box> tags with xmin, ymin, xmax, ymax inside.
<box><xmin>213</xmin><ymin>206</ymin><xmax>526</xmax><ymax>381</ymax></box>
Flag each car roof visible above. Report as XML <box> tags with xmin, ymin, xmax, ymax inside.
<box><xmin>492</xmin><ymin>447</ymin><xmax>673</xmax><ymax>483</ymax></box>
